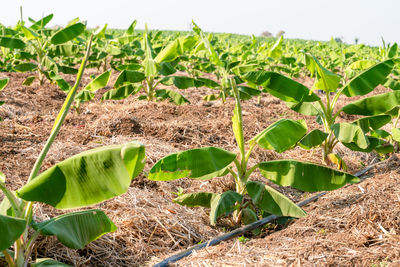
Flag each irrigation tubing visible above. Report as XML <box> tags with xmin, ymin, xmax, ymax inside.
<box><xmin>153</xmin><ymin>157</ymin><xmax>390</xmax><ymax>267</ymax></box>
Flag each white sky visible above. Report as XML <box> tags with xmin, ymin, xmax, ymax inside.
<box><xmin>2</xmin><ymin>0</ymin><xmax>400</xmax><ymax>46</ymax></box>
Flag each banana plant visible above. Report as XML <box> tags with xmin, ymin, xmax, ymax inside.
<box><xmin>0</xmin><ymin>25</ymin><xmax>27</xmax><ymax>72</ymax></box>
<box><xmin>101</xmin><ymin>25</ymin><xmax>209</xmax><ymax>105</ymax></box>
<box><xmin>243</xmin><ymin>54</ymin><xmax>396</xmax><ymax>168</ymax></box>
<box><xmin>0</xmin><ymin>77</ymin><xmax>9</xmax><ymax>121</ymax></box>
<box><xmin>191</xmin><ymin>22</ymin><xmax>263</xmax><ymax>102</ymax></box>
<box><xmin>148</xmin><ymin>78</ymin><xmax>357</xmax><ymax>226</ymax></box>
<box><xmin>49</xmin><ymin>68</ymin><xmax>112</xmax><ymax>113</ymax></box>
<box><xmin>12</xmin><ymin>15</ymin><xmax>86</xmax><ymax>85</ymax></box>
<box><xmin>0</xmin><ymin>37</ymin><xmax>146</xmax><ymax>267</ymax></box>
<box><xmin>87</xmin><ymin>20</ymin><xmax>139</xmax><ymax>72</ymax></box>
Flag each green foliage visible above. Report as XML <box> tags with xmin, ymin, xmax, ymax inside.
<box><xmin>32</xmin><ymin>210</ymin><xmax>117</xmax><ymax>249</ymax></box>
<box><xmin>0</xmin><ymin>40</ymin><xmax>145</xmax><ymax>266</ymax></box>
<box><xmin>150</xmin><ymin>79</ymin><xmax>355</xmax><ymax>226</ymax></box>
<box><xmin>271</xmin><ymin>54</ymin><xmax>396</xmax><ymax>167</ymax></box>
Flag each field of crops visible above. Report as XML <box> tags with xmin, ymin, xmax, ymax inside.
<box><xmin>1</xmin><ymin>16</ymin><xmax>400</xmax><ymax>266</ymax></box>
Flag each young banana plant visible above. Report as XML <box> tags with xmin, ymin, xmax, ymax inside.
<box><xmin>191</xmin><ymin>22</ymin><xmax>263</xmax><ymax>103</ymax></box>
<box><xmin>100</xmin><ymin>25</ymin><xmax>208</xmax><ymax>105</ymax></box>
<box><xmin>0</xmin><ymin>37</ymin><xmax>146</xmax><ymax>267</ymax></box>
<box><xmin>0</xmin><ymin>25</ymin><xmax>27</xmax><ymax>72</ymax></box>
<box><xmin>243</xmin><ymin>54</ymin><xmax>397</xmax><ymax>168</ymax></box>
<box><xmin>11</xmin><ymin>14</ymin><xmax>86</xmax><ymax>85</ymax></box>
<box><xmin>148</xmin><ymin>78</ymin><xmax>357</xmax><ymax>226</ymax></box>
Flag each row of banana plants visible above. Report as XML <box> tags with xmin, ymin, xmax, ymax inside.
<box><xmin>1</xmin><ymin>36</ymin><xmax>363</xmax><ymax>266</ymax></box>
<box><xmin>2</xmin><ymin>16</ymin><xmax>400</xmax><ymax>169</ymax></box>
<box><xmin>1</xmin><ymin>15</ymin><xmax>397</xmax><ymax>85</ymax></box>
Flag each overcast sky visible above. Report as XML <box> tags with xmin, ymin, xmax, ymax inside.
<box><xmin>2</xmin><ymin>0</ymin><xmax>399</xmax><ymax>46</ymax></box>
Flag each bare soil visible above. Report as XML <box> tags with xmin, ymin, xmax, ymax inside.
<box><xmin>0</xmin><ymin>71</ymin><xmax>398</xmax><ymax>266</ymax></box>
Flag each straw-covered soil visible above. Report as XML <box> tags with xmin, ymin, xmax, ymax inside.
<box><xmin>0</xmin><ymin>71</ymin><xmax>399</xmax><ymax>266</ymax></box>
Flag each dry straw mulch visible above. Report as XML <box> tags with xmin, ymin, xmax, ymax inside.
<box><xmin>164</xmin><ymin>156</ymin><xmax>400</xmax><ymax>267</ymax></box>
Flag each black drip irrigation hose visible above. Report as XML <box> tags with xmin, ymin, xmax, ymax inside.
<box><xmin>153</xmin><ymin>158</ymin><xmax>388</xmax><ymax>267</ymax></box>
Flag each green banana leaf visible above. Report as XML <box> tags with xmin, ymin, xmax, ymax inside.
<box><xmin>49</xmin><ymin>73</ymin><xmax>71</xmax><ymax>92</ymax></box>
<box><xmin>0</xmin><ymin>78</ymin><xmax>9</xmax><ymax>90</ymax></box>
<box><xmin>159</xmin><ymin>62</ymin><xmax>177</xmax><ymax>76</ymax></box>
<box><xmin>50</xmin><ymin>23</ymin><xmax>86</xmax><ymax>45</ymax></box>
<box><xmin>299</xmin><ymin>129</ymin><xmax>328</xmax><ymax>149</ymax></box>
<box><xmin>21</xmin><ymin>26</ymin><xmax>38</xmax><ymax>40</ymax></box>
<box><xmin>116</xmin><ymin>64</ymin><xmax>142</xmax><ymax>71</ymax></box>
<box><xmin>351</xmin><ymin>115</ymin><xmax>391</xmax><ymax>133</ymax></box>
<box><xmin>0</xmin><ymin>36</ymin><xmax>25</xmax><ymax>49</ymax></box>
<box><xmin>240</xmin><ymin>208</ymin><xmax>259</xmax><ymax>232</ymax></box>
<box><xmin>194</xmin><ymin>77</ymin><xmax>219</xmax><ymax>89</ymax></box>
<box><xmin>342</xmin><ymin>90</ymin><xmax>400</xmax><ymax>115</ymax></box>
<box><xmin>383</xmin><ymin>77</ymin><xmax>400</xmax><ymax>90</ymax></box>
<box><xmin>305</xmin><ymin>53</ymin><xmax>340</xmax><ymax>93</ymax></box>
<box><xmin>57</xmin><ymin>65</ymin><xmax>78</xmax><ymax>75</ymax></box>
<box><xmin>30</xmin><ymin>14</ymin><xmax>54</xmax><ymax>30</ymax></box>
<box><xmin>237</xmin><ymin>86</ymin><xmax>261</xmax><ymax>100</ymax></box>
<box><xmin>22</xmin><ymin>76</ymin><xmax>35</xmax><ymax>86</ymax></box>
<box><xmin>246</xmin><ymin>181</ymin><xmax>306</xmax><ymax>217</ymax></box>
<box><xmin>258</xmin><ymin>160</ymin><xmax>359</xmax><ymax>192</ymax></box>
<box><xmin>343</xmin><ymin>136</ymin><xmax>392</xmax><ymax>153</ymax></box>
<box><xmin>342</xmin><ymin>59</ymin><xmax>394</xmax><ymax>97</ymax></box>
<box><xmin>32</xmin><ymin>209</ymin><xmax>116</xmax><ymax>249</ymax></box>
<box><xmin>155</xmin><ymin>39</ymin><xmax>181</xmax><ymax>63</ymax></box>
<box><xmin>42</xmin><ymin>56</ymin><xmax>58</xmax><ymax>73</ymax></box>
<box><xmin>13</xmin><ymin>63</ymin><xmax>37</xmax><ymax>72</ymax></box>
<box><xmin>192</xmin><ymin>21</ymin><xmax>224</xmax><ymax>68</ymax></box>
<box><xmin>173</xmin><ymin>192</ymin><xmax>216</xmax><ymax>208</ymax></box>
<box><xmin>371</xmin><ymin>129</ymin><xmax>391</xmax><ymax>139</ymax></box>
<box><xmin>249</xmin><ymin>119</ymin><xmax>307</xmax><ymax>153</ymax></box>
<box><xmin>388</xmin><ymin>43</ymin><xmax>398</xmax><ymax>58</ymax></box>
<box><xmin>114</xmin><ymin>70</ymin><xmax>145</xmax><ymax>88</ymax></box>
<box><xmin>126</xmin><ymin>20</ymin><xmax>137</xmax><ymax>35</ymax></box>
<box><xmin>0</xmin><ymin>215</ymin><xmax>26</xmax><ymax>251</ymax></box>
<box><xmin>348</xmin><ymin>60</ymin><xmax>376</xmax><ymax>70</ymax></box>
<box><xmin>74</xmin><ymin>90</ymin><xmax>94</xmax><ymax>103</ymax></box>
<box><xmin>210</xmin><ymin>191</ymin><xmax>242</xmax><ymax>225</ymax></box>
<box><xmin>155</xmin><ymin>89</ymin><xmax>190</xmax><ymax>105</ymax></box>
<box><xmin>160</xmin><ymin>76</ymin><xmax>196</xmax><ymax>89</ymax></box>
<box><xmin>285</xmin><ymin>101</ymin><xmax>320</xmax><ymax>116</ymax></box>
<box><xmin>83</xmin><ymin>70</ymin><xmax>111</xmax><ymax>92</ymax></box>
<box><xmin>331</xmin><ymin>123</ymin><xmax>369</xmax><ymax>149</ymax></box>
<box><xmin>0</xmin><ymin>197</ymin><xmax>14</xmax><ymax>217</ymax></box>
<box><xmin>17</xmin><ymin>142</ymin><xmax>145</xmax><ymax>209</ymax></box>
<box><xmin>268</xmin><ymin>36</ymin><xmax>283</xmax><ymax>59</ymax></box>
<box><xmin>148</xmin><ymin>147</ymin><xmax>236</xmax><ymax>181</ymax></box>
<box><xmin>243</xmin><ymin>71</ymin><xmax>320</xmax><ymax>102</ymax></box>
<box><xmin>392</xmin><ymin>127</ymin><xmax>400</xmax><ymax>142</ymax></box>
<box><xmin>143</xmin><ymin>28</ymin><xmax>158</xmax><ymax>77</ymax></box>
<box><xmin>102</xmin><ymin>84</ymin><xmax>141</xmax><ymax>101</ymax></box>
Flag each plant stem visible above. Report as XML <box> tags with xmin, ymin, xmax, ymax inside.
<box><xmin>2</xmin><ymin>250</ymin><xmax>14</xmax><ymax>267</ymax></box>
<box><xmin>26</xmin><ymin>36</ymin><xmax>92</xmax><ymax>184</ymax></box>
<box><xmin>23</xmin><ymin>231</ymin><xmax>40</xmax><ymax>267</ymax></box>
<box><xmin>0</xmin><ymin>183</ymin><xmax>21</xmax><ymax>215</ymax></box>
<box><xmin>230</xmin><ymin>79</ymin><xmax>246</xmax><ymax>172</ymax></box>
<box><xmin>14</xmin><ymin>238</ymin><xmax>24</xmax><ymax>267</ymax></box>
<box><xmin>233</xmin><ymin>158</ymin><xmax>242</xmax><ymax>175</ymax></box>
<box><xmin>243</xmin><ymin>164</ymin><xmax>259</xmax><ymax>181</ymax></box>
<box><xmin>17</xmin><ymin>36</ymin><xmax>93</xmax><ymax>265</ymax></box>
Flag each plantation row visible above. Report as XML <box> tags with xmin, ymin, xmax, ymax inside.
<box><xmin>1</xmin><ymin>15</ymin><xmax>400</xmax><ymax>266</ymax></box>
